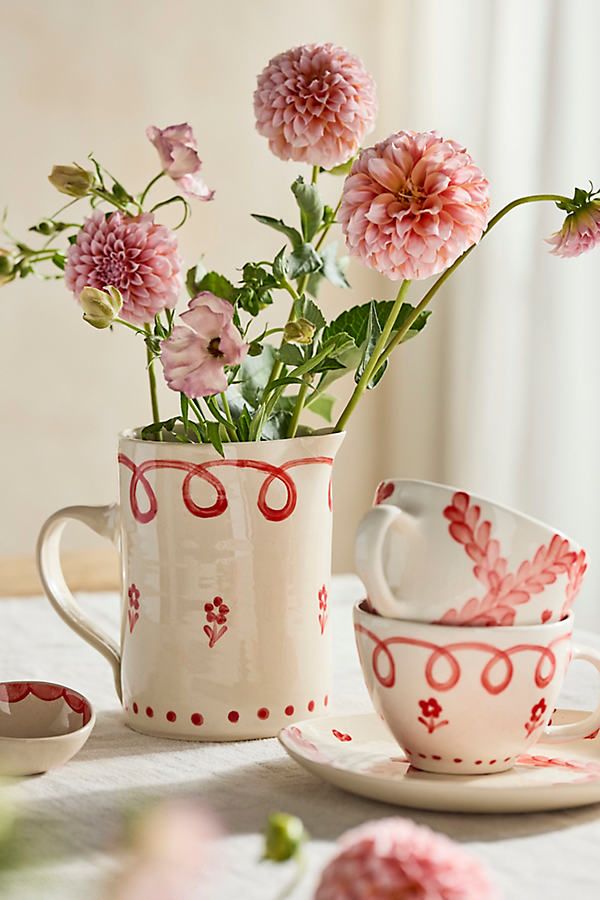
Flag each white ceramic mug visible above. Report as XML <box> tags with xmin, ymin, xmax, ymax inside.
<box><xmin>37</xmin><ymin>429</ymin><xmax>344</xmax><ymax>741</ymax></box>
<box><xmin>354</xmin><ymin>602</ymin><xmax>600</xmax><ymax>774</ymax></box>
<box><xmin>356</xmin><ymin>479</ymin><xmax>587</xmax><ymax>625</ymax></box>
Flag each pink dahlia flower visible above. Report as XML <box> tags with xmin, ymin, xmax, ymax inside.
<box><xmin>546</xmin><ymin>200</ymin><xmax>600</xmax><ymax>257</ymax></box>
<box><xmin>160</xmin><ymin>292</ymin><xmax>247</xmax><ymax>397</ymax></box>
<box><xmin>65</xmin><ymin>210</ymin><xmax>182</xmax><ymax>326</ymax></box>
<box><xmin>146</xmin><ymin>123</ymin><xmax>214</xmax><ymax>201</ymax></box>
<box><xmin>340</xmin><ymin>131</ymin><xmax>490</xmax><ymax>280</ymax></box>
<box><xmin>254</xmin><ymin>43</ymin><xmax>377</xmax><ymax>169</ymax></box>
<box><xmin>314</xmin><ymin>818</ymin><xmax>498</xmax><ymax>900</ymax></box>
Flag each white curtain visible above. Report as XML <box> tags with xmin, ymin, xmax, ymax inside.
<box><xmin>370</xmin><ymin>0</ymin><xmax>600</xmax><ymax>628</ymax></box>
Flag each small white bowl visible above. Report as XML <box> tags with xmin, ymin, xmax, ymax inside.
<box><xmin>0</xmin><ymin>681</ymin><xmax>95</xmax><ymax>776</ymax></box>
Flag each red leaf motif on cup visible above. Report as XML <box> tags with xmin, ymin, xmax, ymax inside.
<box><xmin>417</xmin><ymin>697</ymin><xmax>449</xmax><ymax>734</ymax></box>
<box><xmin>374</xmin><ymin>481</ymin><xmax>394</xmax><ymax>505</ymax></box>
<box><xmin>318</xmin><ymin>585</ymin><xmax>328</xmax><ymax>635</ymax></box>
<box><xmin>438</xmin><ymin>492</ymin><xmax>582</xmax><ymax>625</ymax></box>
<box><xmin>203</xmin><ymin>596</ymin><xmax>230</xmax><ymax>648</ymax></box>
<box><xmin>524</xmin><ymin>697</ymin><xmax>547</xmax><ymax>737</ymax></box>
<box><xmin>127</xmin><ymin>583</ymin><xmax>140</xmax><ymax>634</ymax></box>
<box><xmin>332</xmin><ymin>729</ymin><xmax>352</xmax><ymax>742</ymax></box>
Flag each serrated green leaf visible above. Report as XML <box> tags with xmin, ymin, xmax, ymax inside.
<box><xmin>323</xmin><ymin>300</ymin><xmax>430</xmax><ymax>349</ymax></box>
<box><xmin>287</xmin><ymin>243</ymin><xmax>322</xmax><ymax>279</ymax></box>
<box><xmin>355</xmin><ymin>302</ymin><xmax>387</xmax><ymax>389</ymax></box>
<box><xmin>291</xmin><ymin>177</ymin><xmax>324</xmax><ymax>242</ymax></box>
<box><xmin>195</xmin><ymin>271</ymin><xmax>236</xmax><ymax>303</ymax></box>
<box><xmin>186</xmin><ymin>262</ymin><xmax>207</xmax><ymax>297</ymax></box>
<box><xmin>293</xmin><ymin>295</ymin><xmax>326</xmax><ymax>330</ymax></box>
<box><xmin>235</xmin><ymin>344</ymin><xmax>278</xmax><ymax>407</ymax></box>
<box><xmin>279</xmin><ymin>343</ymin><xmax>305</xmax><ymax>366</ymax></box>
<box><xmin>320</xmin><ymin>243</ymin><xmax>350</xmax><ymax>289</ymax></box>
<box><xmin>251</xmin><ymin>214</ymin><xmax>303</xmax><ymax>250</ymax></box>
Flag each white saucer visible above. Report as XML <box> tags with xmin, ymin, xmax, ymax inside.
<box><xmin>278</xmin><ymin>709</ymin><xmax>600</xmax><ymax>813</ymax></box>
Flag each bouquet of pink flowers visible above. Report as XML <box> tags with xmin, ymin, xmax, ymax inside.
<box><xmin>2</xmin><ymin>43</ymin><xmax>598</xmax><ymax>452</ymax></box>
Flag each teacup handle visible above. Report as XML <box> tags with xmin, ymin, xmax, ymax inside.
<box><xmin>36</xmin><ymin>505</ymin><xmax>122</xmax><ymax>701</ymax></box>
<box><xmin>543</xmin><ymin>644</ymin><xmax>600</xmax><ymax>743</ymax></box>
<box><xmin>355</xmin><ymin>504</ymin><xmax>418</xmax><ymax>618</ymax></box>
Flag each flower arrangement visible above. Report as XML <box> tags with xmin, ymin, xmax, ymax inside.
<box><xmin>2</xmin><ymin>42</ymin><xmax>598</xmax><ymax>453</ymax></box>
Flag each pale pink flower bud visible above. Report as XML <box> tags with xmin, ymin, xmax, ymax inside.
<box><xmin>547</xmin><ymin>199</ymin><xmax>600</xmax><ymax>257</ymax></box>
<box><xmin>146</xmin><ymin>123</ymin><xmax>214</xmax><ymax>201</ymax></box>
<box><xmin>80</xmin><ymin>285</ymin><xmax>123</xmax><ymax>328</ymax></box>
<box><xmin>160</xmin><ymin>292</ymin><xmax>248</xmax><ymax>398</ymax></box>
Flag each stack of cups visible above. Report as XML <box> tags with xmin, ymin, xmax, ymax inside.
<box><xmin>354</xmin><ymin>480</ymin><xmax>600</xmax><ymax>775</ymax></box>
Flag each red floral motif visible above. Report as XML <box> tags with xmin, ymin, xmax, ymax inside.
<box><xmin>438</xmin><ymin>492</ymin><xmax>581</xmax><ymax>625</ymax></box>
<box><xmin>203</xmin><ymin>596</ymin><xmax>230</xmax><ymax>648</ymax></box>
<box><xmin>0</xmin><ymin>682</ymin><xmax>91</xmax><ymax>725</ymax></box>
<box><xmin>355</xmin><ymin>622</ymin><xmax>570</xmax><ymax>693</ymax></box>
<box><xmin>374</xmin><ymin>481</ymin><xmax>394</xmax><ymax>505</ymax></box>
<box><xmin>524</xmin><ymin>697</ymin><xmax>547</xmax><ymax>737</ymax></box>
<box><xmin>332</xmin><ymin>729</ymin><xmax>353</xmax><ymax>742</ymax></box>
<box><xmin>417</xmin><ymin>697</ymin><xmax>449</xmax><ymax>734</ymax></box>
<box><xmin>318</xmin><ymin>585</ymin><xmax>328</xmax><ymax>635</ymax></box>
<box><xmin>118</xmin><ymin>453</ymin><xmax>334</xmax><ymax>525</ymax></box>
<box><xmin>562</xmin><ymin>550</ymin><xmax>588</xmax><ymax>617</ymax></box>
<box><xmin>517</xmin><ymin>753</ymin><xmax>600</xmax><ymax>782</ymax></box>
<box><xmin>127</xmin><ymin>583</ymin><xmax>140</xmax><ymax>633</ymax></box>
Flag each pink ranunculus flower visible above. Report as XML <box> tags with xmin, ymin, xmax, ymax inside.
<box><xmin>146</xmin><ymin>123</ymin><xmax>215</xmax><ymax>201</ymax></box>
<box><xmin>546</xmin><ymin>200</ymin><xmax>600</xmax><ymax>257</ymax></box>
<box><xmin>160</xmin><ymin>292</ymin><xmax>248</xmax><ymax>397</ymax></box>
<box><xmin>254</xmin><ymin>43</ymin><xmax>377</xmax><ymax>169</ymax></box>
<box><xmin>314</xmin><ymin>818</ymin><xmax>498</xmax><ymax>900</ymax></box>
<box><xmin>65</xmin><ymin>210</ymin><xmax>182</xmax><ymax>326</ymax></box>
<box><xmin>339</xmin><ymin>130</ymin><xmax>490</xmax><ymax>281</ymax></box>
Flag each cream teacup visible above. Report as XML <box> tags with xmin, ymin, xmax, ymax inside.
<box><xmin>353</xmin><ymin>603</ymin><xmax>600</xmax><ymax>775</ymax></box>
<box><xmin>356</xmin><ymin>479</ymin><xmax>587</xmax><ymax>625</ymax></box>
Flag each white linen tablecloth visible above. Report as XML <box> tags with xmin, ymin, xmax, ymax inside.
<box><xmin>1</xmin><ymin>575</ymin><xmax>599</xmax><ymax>899</ymax></box>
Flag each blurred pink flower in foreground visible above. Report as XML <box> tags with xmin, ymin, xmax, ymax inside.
<box><xmin>314</xmin><ymin>817</ymin><xmax>498</xmax><ymax>900</ymax></box>
<box><xmin>65</xmin><ymin>210</ymin><xmax>182</xmax><ymax>325</ymax></box>
<box><xmin>254</xmin><ymin>43</ymin><xmax>377</xmax><ymax>169</ymax></box>
<box><xmin>161</xmin><ymin>292</ymin><xmax>247</xmax><ymax>397</ymax></box>
<box><xmin>147</xmin><ymin>123</ymin><xmax>215</xmax><ymax>201</ymax></box>
<box><xmin>340</xmin><ymin>131</ymin><xmax>490</xmax><ymax>281</ymax></box>
<box><xmin>547</xmin><ymin>200</ymin><xmax>600</xmax><ymax>257</ymax></box>
<box><xmin>109</xmin><ymin>800</ymin><xmax>219</xmax><ymax>900</ymax></box>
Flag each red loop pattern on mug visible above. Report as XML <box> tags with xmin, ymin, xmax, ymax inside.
<box><xmin>355</xmin><ymin>623</ymin><xmax>571</xmax><ymax>694</ymax></box>
<box><xmin>118</xmin><ymin>453</ymin><xmax>334</xmax><ymax>524</ymax></box>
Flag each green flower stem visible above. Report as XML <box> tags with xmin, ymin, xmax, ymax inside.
<box><xmin>370</xmin><ymin>192</ymin><xmax>572</xmax><ymax>382</ymax></box>
<box><xmin>149</xmin><ymin>195</ymin><xmax>190</xmax><ymax>229</ymax></box>
<box><xmin>144</xmin><ymin>324</ymin><xmax>161</xmax><ymax>426</ymax></box>
<box><xmin>91</xmin><ymin>188</ymin><xmax>132</xmax><ymax>213</ymax></box>
<box><xmin>221</xmin><ymin>392</ymin><xmax>234</xmax><ymax>428</ymax></box>
<box><xmin>315</xmin><ymin>194</ymin><xmax>343</xmax><ymax>253</ymax></box>
<box><xmin>139</xmin><ymin>171</ymin><xmax>165</xmax><ymax>208</ymax></box>
<box><xmin>335</xmin><ymin>279</ymin><xmax>411</xmax><ymax>432</ymax></box>
<box><xmin>287</xmin><ymin>379</ymin><xmax>310</xmax><ymax>438</ymax></box>
<box><xmin>115</xmin><ymin>318</ymin><xmax>146</xmax><ymax>335</ymax></box>
<box><xmin>311</xmin><ymin>165</ymin><xmax>319</xmax><ymax>185</ymax></box>
<box><xmin>205</xmin><ymin>396</ymin><xmax>237</xmax><ymax>441</ymax></box>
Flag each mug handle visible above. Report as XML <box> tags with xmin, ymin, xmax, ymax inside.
<box><xmin>542</xmin><ymin>644</ymin><xmax>600</xmax><ymax>743</ymax></box>
<box><xmin>36</xmin><ymin>505</ymin><xmax>122</xmax><ymax>701</ymax></box>
<box><xmin>355</xmin><ymin>504</ymin><xmax>418</xmax><ymax>618</ymax></box>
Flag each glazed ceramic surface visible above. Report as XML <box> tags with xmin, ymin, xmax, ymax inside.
<box><xmin>279</xmin><ymin>710</ymin><xmax>600</xmax><ymax>813</ymax></box>
<box><xmin>37</xmin><ymin>431</ymin><xmax>344</xmax><ymax>740</ymax></box>
<box><xmin>353</xmin><ymin>603</ymin><xmax>600</xmax><ymax>774</ymax></box>
<box><xmin>0</xmin><ymin>681</ymin><xmax>94</xmax><ymax>776</ymax></box>
<box><xmin>356</xmin><ymin>479</ymin><xmax>587</xmax><ymax>625</ymax></box>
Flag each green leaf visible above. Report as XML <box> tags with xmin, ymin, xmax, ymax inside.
<box><xmin>273</xmin><ymin>245</ymin><xmax>287</xmax><ymax>282</ymax></box>
<box><xmin>307</xmin><ymin>391</ymin><xmax>335</xmax><ymax>422</ymax></box>
<box><xmin>261</xmin><ymin>410</ymin><xmax>292</xmax><ymax>441</ymax></box>
<box><xmin>67</xmin><ymin>234</ymin><xmax>78</xmax><ymax>245</ymax></box>
<box><xmin>206</xmin><ymin>421</ymin><xmax>224</xmax><ymax>457</ymax></box>
<box><xmin>323</xmin><ymin>157</ymin><xmax>356</xmax><ymax>177</ymax></box>
<box><xmin>323</xmin><ymin>300</ymin><xmax>430</xmax><ymax>349</ymax></box>
<box><xmin>320</xmin><ymin>243</ymin><xmax>350</xmax><ymax>289</ymax></box>
<box><xmin>195</xmin><ymin>271</ymin><xmax>236</xmax><ymax>303</ymax></box>
<box><xmin>180</xmin><ymin>393</ymin><xmax>189</xmax><ymax>432</ymax></box>
<box><xmin>236</xmin><ymin>344</ymin><xmax>278</xmax><ymax>407</ymax></box>
<box><xmin>236</xmin><ymin>407</ymin><xmax>252</xmax><ymax>442</ymax></box>
<box><xmin>251</xmin><ymin>214</ymin><xmax>303</xmax><ymax>250</ymax></box>
<box><xmin>186</xmin><ymin>262</ymin><xmax>207</xmax><ymax>297</ymax></box>
<box><xmin>293</xmin><ymin>295</ymin><xmax>326</xmax><ymax>330</ymax></box>
<box><xmin>235</xmin><ymin>263</ymin><xmax>277</xmax><ymax>316</ymax></box>
<box><xmin>355</xmin><ymin>302</ymin><xmax>387</xmax><ymax>389</ymax></box>
<box><xmin>112</xmin><ymin>181</ymin><xmax>132</xmax><ymax>203</ymax></box>
<box><xmin>291</xmin><ymin>176</ymin><xmax>324</xmax><ymax>242</ymax></box>
<box><xmin>51</xmin><ymin>252</ymin><xmax>65</xmax><ymax>271</ymax></box>
<box><xmin>279</xmin><ymin>343</ymin><xmax>304</xmax><ymax>366</ymax></box>
<box><xmin>287</xmin><ymin>243</ymin><xmax>322</xmax><ymax>279</ymax></box>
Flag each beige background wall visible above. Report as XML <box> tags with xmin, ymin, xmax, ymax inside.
<box><xmin>3</xmin><ymin>1</ymin><xmax>600</xmax><ymax>632</ymax></box>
